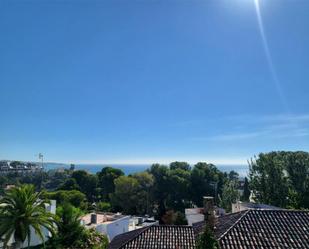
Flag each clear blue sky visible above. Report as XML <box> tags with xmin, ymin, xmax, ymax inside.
<box><xmin>1</xmin><ymin>0</ymin><xmax>309</xmax><ymax>165</ymax></box>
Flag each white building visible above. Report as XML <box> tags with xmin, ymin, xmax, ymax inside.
<box><xmin>185</xmin><ymin>206</ymin><xmax>225</xmax><ymax>226</ymax></box>
<box><xmin>81</xmin><ymin>212</ymin><xmax>130</xmax><ymax>241</ymax></box>
<box><xmin>185</xmin><ymin>208</ymin><xmax>204</xmax><ymax>226</ymax></box>
<box><xmin>129</xmin><ymin>216</ymin><xmax>159</xmax><ymax>231</ymax></box>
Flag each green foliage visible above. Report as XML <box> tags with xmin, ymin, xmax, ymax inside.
<box><xmin>52</xmin><ymin>203</ymin><xmax>85</xmax><ymax>248</ymax></box>
<box><xmin>72</xmin><ymin>170</ymin><xmax>98</xmax><ymax>202</ymax></box>
<box><xmin>19</xmin><ymin>172</ymin><xmax>49</xmax><ymax>191</ymax></box>
<box><xmin>228</xmin><ymin>170</ymin><xmax>239</xmax><ymax>181</ymax></box>
<box><xmin>190</xmin><ymin>163</ymin><xmax>225</xmax><ymax>206</ymax></box>
<box><xmin>249</xmin><ymin>151</ymin><xmax>309</xmax><ymax>208</ymax></box>
<box><xmin>80</xmin><ymin>228</ymin><xmax>109</xmax><ymax>249</ymax></box>
<box><xmin>132</xmin><ymin>172</ymin><xmax>154</xmax><ymax>214</ymax></box>
<box><xmin>0</xmin><ymin>175</ymin><xmax>8</xmax><ymax>194</ymax></box>
<box><xmin>111</xmin><ymin>176</ymin><xmax>140</xmax><ymax>214</ymax></box>
<box><xmin>96</xmin><ymin>202</ymin><xmax>112</xmax><ymax>212</ymax></box>
<box><xmin>241</xmin><ymin>177</ymin><xmax>250</xmax><ymax>202</ymax></box>
<box><xmin>111</xmin><ymin>172</ymin><xmax>154</xmax><ymax>215</ymax></box>
<box><xmin>48</xmin><ymin>203</ymin><xmax>108</xmax><ymax>249</ymax></box>
<box><xmin>196</xmin><ymin>226</ymin><xmax>219</xmax><ymax>249</ymax></box>
<box><xmin>169</xmin><ymin>161</ymin><xmax>191</xmax><ymax>171</ymax></box>
<box><xmin>97</xmin><ymin>167</ymin><xmax>124</xmax><ymax>201</ymax></box>
<box><xmin>220</xmin><ymin>180</ymin><xmax>240</xmax><ymax>212</ymax></box>
<box><xmin>161</xmin><ymin>210</ymin><xmax>188</xmax><ymax>225</ymax></box>
<box><xmin>0</xmin><ymin>185</ymin><xmax>56</xmax><ymax>248</ymax></box>
<box><xmin>43</xmin><ymin>190</ymin><xmax>87</xmax><ymax>209</ymax></box>
<box><xmin>174</xmin><ymin>211</ymin><xmax>188</xmax><ymax>225</ymax></box>
<box><xmin>57</xmin><ymin>178</ymin><xmax>80</xmax><ymax>191</ymax></box>
<box><xmin>148</xmin><ymin>164</ymin><xmax>170</xmax><ymax>220</ymax></box>
<box><xmin>166</xmin><ymin>168</ymin><xmax>191</xmax><ymax>211</ymax></box>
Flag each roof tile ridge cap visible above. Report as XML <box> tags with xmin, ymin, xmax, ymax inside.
<box><xmin>157</xmin><ymin>224</ymin><xmax>193</xmax><ymax>227</ymax></box>
<box><xmin>119</xmin><ymin>226</ymin><xmax>151</xmax><ymax>249</ymax></box>
<box><xmin>218</xmin><ymin>210</ymin><xmax>250</xmax><ymax>241</ymax></box>
<box><xmin>254</xmin><ymin>208</ymin><xmax>308</xmax><ymax>213</ymax></box>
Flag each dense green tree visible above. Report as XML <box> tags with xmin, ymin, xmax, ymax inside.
<box><xmin>250</xmin><ymin>151</ymin><xmax>309</xmax><ymax>209</ymax></box>
<box><xmin>97</xmin><ymin>167</ymin><xmax>124</xmax><ymax>201</ymax></box>
<box><xmin>173</xmin><ymin>211</ymin><xmax>188</xmax><ymax>225</ymax></box>
<box><xmin>72</xmin><ymin>170</ymin><xmax>98</xmax><ymax>202</ymax></box>
<box><xmin>20</xmin><ymin>172</ymin><xmax>49</xmax><ymax>191</ymax></box>
<box><xmin>48</xmin><ymin>203</ymin><xmax>108</xmax><ymax>249</ymax></box>
<box><xmin>58</xmin><ymin>178</ymin><xmax>80</xmax><ymax>191</ymax></box>
<box><xmin>111</xmin><ymin>176</ymin><xmax>139</xmax><ymax>214</ymax></box>
<box><xmin>166</xmin><ymin>168</ymin><xmax>191</xmax><ymax>211</ymax></box>
<box><xmin>44</xmin><ymin>190</ymin><xmax>87</xmax><ymax>209</ymax></box>
<box><xmin>284</xmin><ymin>151</ymin><xmax>309</xmax><ymax>208</ymax></box>
<box><xmin>51</xmin><ymin>203</ymin><xmax>85</xmax><ymax>248</ymax></box>
<box><xmin>228</xmin><ymin>170</ymin><xmax>239</xmax><ymax>181</ymax></box>
<box><xmin>96</xmin><ymin>202</ymin><xmax>112</xmax><ymax>212</ymax></box>
<box><xmin>169</xmin><ymin>161</ymin><xmax>191</xmax><ymax>171</ymax></box>
<box><xmin>0</xmin><ymin>185</ymin><xmax>55</xmax><ymax>249</ymax></box>
<box><xmin>161</xmin><ymin>210</ymin><xmax>188</xmax><ymax>225</ymax></box>
<box><xmin>196</xmin><ymin>226</ymin><xmax>219</xmax><ymax>249</ymax></box>
<box><xmin>190</xmin><ymin>163</ymin><xmax>224</xmax><ymax>206</ymax></box>
<box><xmin>111</xmin><ymin>173</ymin><xmax>153</xmax><ymax>215</ymax></box>
<box><xmin>0</xmin><ymin>175</ymin><xmax>8</xmax><ymax>192</ymax></box>
<box><xmin>132</xmin><ymin>172</ymin><xmax>154</xmax><ymax>214</ymax></box>
<box><xmin>249</xmin><ymin>152</ymin><xmax>289</xmax><ymax>207</ymax></box>
<box><xmin>44</xmin><ymin>170</ymin><xmax>71</xmax><ymax>190</ymax></box>
<box><xmin>148</xmin><ymin>164</ymin><xmax>170</xmax><ymax>221</ymax></box>
<box><xmin>241</xmin><ymin>177</ymin><xmax>250</xmax><ymax>202</ymax></box>
<box><xmin>220</xmin><ymin>180</ymin><xmax>240</xmax><ymax>212</ymax></box>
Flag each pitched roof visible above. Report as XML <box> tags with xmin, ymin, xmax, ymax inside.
<box><xmin>110</xmin><ymin>209</ymin><xmax>309</xmax><ymax>249</ymax></box>
<box><xmin>192</xmin><ymin>211</ymin><xmax>247</xmax><ymax>238</ymax></box>
<box><xmin>219</xmin><ymin>209</ymin><xmax>309</xmax><ymax>249</ymax></box>
<box><xmin>108</xmin><ymin>225</ymin><xmax>196</xmax><ymax>249</ymax></box>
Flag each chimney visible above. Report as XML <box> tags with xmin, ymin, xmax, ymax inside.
<box><xmin>91</xmin><ymin>213</ymin><xmax>97</xmax><ymax>224</ymax></box>
<box><xmin>203</xmin><ymin>196</ymin><xmax>215</xmax><ymax>230</ymax></box>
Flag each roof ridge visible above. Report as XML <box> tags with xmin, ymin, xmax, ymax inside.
<box><xmin>155</xmin><ymin>224</ymin><xmax>193</xmax><ymax>228</ymax></box>
<box><xmin>218</xmin><ymin>210</ymin><xmax>250</xmax><ymax>240</ymax></box>
<box><xmin>249</xmin><ymin>208</ymin><xmax>309</xmax><ymax>213</ymax></box>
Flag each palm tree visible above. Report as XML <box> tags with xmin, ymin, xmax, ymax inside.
<box><xmin>51</xmin><ymin>203</ymin><xmax>85</xmax><ymax>248</ymax></box>
<box><xmin>0</xmin><ymin>184</ymin><xmax>55</xmax><ymax>249</ymax></box>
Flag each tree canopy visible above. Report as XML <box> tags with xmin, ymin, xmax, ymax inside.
<box><xmin>249</xmin><ymin>151</ymin><xmax>309</xmax><ymax>209</ymax></box>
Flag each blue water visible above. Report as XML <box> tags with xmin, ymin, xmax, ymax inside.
<box><xmin>44</xmin><ymin>163</ymin><xmax>249</xmax><ymax>177</ymax></box>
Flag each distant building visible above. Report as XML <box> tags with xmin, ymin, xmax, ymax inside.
<box><xmin>231</xmin><ymin>200</ymin><xmax>282</xmax><ymax>213</ymax></box>
<box><xmin>185</xmin><ymin>206</ymin><xmax>225</xmax><ymax>226</ymax></box>
<box><xmin>81</xmin><ymin>212</ymin><xmax>130</xmax><ymax>241</ymax></box>
<box><xmin>0</xmin><ymin>161</ymin><xmax>42</xmax><ymax>174</ymax></box>
<box><xmin>129</xmin><ymin>216</ymin><xmax>159</xmax><ymax>231</ymax></box>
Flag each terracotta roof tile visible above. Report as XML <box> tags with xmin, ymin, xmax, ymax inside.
<box><xmin>219</xmin><ymin>210</ymin><xmax>309</xmax><ymax>249</ymax></box>
<box><xmin>109</xmin><ymin>225</ymin><xmax>196</xmax><ymax>249</ymax></box>
<box><xmin>110</xmin><ymin>210</ymin><xmax>309</xmax><ymax>249</ymax></box>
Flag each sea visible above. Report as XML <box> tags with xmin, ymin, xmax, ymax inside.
<box><xmin>44</xmin><ymin>163</ymin><xmax>249</xmax><ymax>177</ymax></box>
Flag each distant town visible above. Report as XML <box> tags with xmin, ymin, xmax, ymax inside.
<box><xmin>0</xmin><ymin>160</ymin><xmax>43</xmax><ymax>174</ymax></box>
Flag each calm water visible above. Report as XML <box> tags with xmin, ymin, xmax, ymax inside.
<box><xmin>44</xmin><ymin>163</ymin><xmax>249</xmax><ymax>177</ymax></box>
